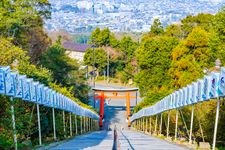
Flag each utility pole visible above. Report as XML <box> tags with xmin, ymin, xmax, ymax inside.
<box><xmin>92</xmin><ymin>45</ymin><xmax>95</xmax><ymax>88</ymax></box>
<box><xmin>107</xmin><ymin>46</ymin><xmax>109</xmax><ymax>85</ymax></box>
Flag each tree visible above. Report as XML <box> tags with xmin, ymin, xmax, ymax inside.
<box><xmin>0</xmin><ymin>37</ymin><xmax>52</xmax><ymax>85</ymax></box>
<box><xmin>181</xmin><ymin>13</ymin><xmax>214</xmax><ymax>37</ymax></box>
<box><xmin>119</xmin><ymin>36</ymin><xmax>138</xmax><ymax>61</ymax></box>
<box><xmin>150</xmin><ymin>18</ymin><xmax>164</xmax><ymax>36</ymax></box>
<box><xmin>169</xmin><ymin>27</ymin><xmax>214</xmax><ymax>88</ymax></box>
<box><xmin>40</xmin><ymin>42</ymin><xmax>78</xmax><ymax>85</ymax></box>
<box><xmin>0</xmin><ymin>0</ymin><xmax>51</xmax><ymax>63</ymax></box>
<box><xmin>40</xmin><ymin>41</ymin><xmax>90</xmax><ymax>104</ymax></box>
<box><xmin>83</xmin><ymin>48</ymin><xmax>107</xmax><ymax>72</ymax></box>
<box><xmin>135</xmin><ymin>36</ymin><xmax>178</xmax><ymax>95</ymax></box>
<box><xmin>90</xmin><ymin>27</ymin><xmax>118</xmax><ymax>47</ymax></box>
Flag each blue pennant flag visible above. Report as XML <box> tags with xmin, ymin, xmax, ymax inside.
<box><xmin>46</xmin><ymin>88</ymin><xmax>50</xmax><ymax>106</ymax></box>
<box><xmin>56</xmin><ymin>93</ymin><xmax>60</xmax><ymax>108</ymax></box>
<box><xmin>181</xmin><ymin>88</ymin><xmax>186</xmax><ymax>106</ymax></box>
<box><xmin>186</xmin><ymin>85</ymin><xmax>191</xmax><ymax>105</ymax></box>
<box><xmin>169</xmin><ymin>95</ymin><xmax>172</xmax><ymax>109</ymax></box>
<box><xmin>15</xmin><ymin>75</ymin><xmax>25</xmax><ymax>98</ymax></box>
<box><xmin>202</xmin><ymin>76</ymin><xmax>211</xmax><ymax>101</ymax></box>
<box><xmin>43</xmin><ymin>87</ymin><xmax>49</xmax><ymax>106</ymax></box>
<box><xmin>42</xmin><ymin>86</ymin><xmax>47</xmax><ymax>105</ymax></box>
<box><xmin>178</xmin><ymin>89</ymin><xmax>183</xmax><ymax>107</ymax></box>
<box><xmin>197</xmin><ymin>79</ymin><xmax>203</xmax><ymax>102</ymax></box>
<box><xmin>0</xmin><ymin>67</ymin><xmax>10</xmax><ymax>95</ymax></box>
<box><xmin>48</xmin><ymin>89</ymin><xmax>53</xmax><ymax>107</ymax></box>
<box><xmin>51</xmin><ymin>90</ymin><xmax>56</xmax><ymax>108</ymax></box>
<box><xmin>36</xmin><ymin>84</ymin><xmax>43</xmax><ymax>104</ymax></box>
<box><xmin>60</xmin><ymin>94</ymin><xmax>63</xmax><ymax>110</ymax></box>
<box><xmin>209</xmin><ymin>73</ymin><xmax>219</xmax><ymax>99</ymax></box>
<box><xmin>192</xmin><ymin>82</ymin><xmax>197</xmax><ymax>104</ymax></box>
<box><xmin>218</xmin><ymin>67</ymin><xmax>225</xmax><ymax>96</ymax></box>
<box><xmin>183</xmin><ymin>87</ymin><xmax>188</xmax><ymax>106</ymax></box>
<box><xmin>5</xmin><ymin>72</ymin><xmax>16</xmax><ymax>96</ymax></box>
<box><xmin>175</xmin><ymin>91</ymin><xmax>179</xmax><ymax>107</ymax></box>
<box><xmin>31</xmin><ymin>82</ymin><xmax>38</xmax><ymax>102</ymax></box>
<box><xmin>22</xmin><ymin>78</ymin><xmax>32</xmax><ymax>101</ymax></box>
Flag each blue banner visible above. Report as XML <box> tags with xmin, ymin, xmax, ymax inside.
<box><xmin>60</xmin><ymin>94</ymin><xmax>63</xmax><ymax>109</ymax></box>
<box><xmin>184</xmin><ymin>87</ymin><xmax>188</xmax><ymax>106</ymax></box>
<box><xmin>0</xmin><ymin>67</ymin><xmax>10</xmax><ymax>94</ymax></box>
<box><xmin>218</xmin><ymin>67</ymin><xmax>225</xmax><ymax>96</ymax></box>
<box><xmin>178</xmin><ymin>89</ymin><xmax>182</xmax><ymax>107</ymax></box>
<box><xmin>42</xmin><ymin>86</ymin><xmax>47</xmax><ymax>105</ymax></box>
<box><xmin>209</xmin><ymin>73</ymin><xmax>219</xmax><ymax>98</ymax></box>
<box><xmin>62</xmin><ymin>96</ymin><xmax>65</xmax><ymax>110</ymax></box>
<box><xmin>52</xmin><ymin>91</ymin><xmax>56</xmax><ymax>108</ymax></box>
<box><xmin>197</xmin><ymin>79</ymin><xmax>203</xmax><ymax>102</ymax></box>
<box><xmin>51</xmin><ymin>90</ymin><xmax>56</xmax><ymax>107</ymax></box>
<box><xmin>15</xmin><ymin>75</ymin><xmax>25</xmax><ymax>98</ymax></box>
<box><xmin>22</xmin><ymin>78</ymin><xmax>32</xmax><ymax>101</ymax></box>
<box><xmin>202</xmin><ymin>76</ymin><xmax>211</xmax><ymax>100</ymax></box>
<box><xmin>188</xmin><ymin>84</ymin><xmax>193</xmax><ymax>104</ymax></box>
<box><xmin>181</xmin><ymin>88</ymin><xmax>186</xmax><ymax>106</ymax></box>
<box><xmin>175</xmin><ymin>91</ymin><xmax>178</xmax><ymax>107</ymax></box>
<box><xmin>186</xmin><ymin>85</ymin><xmax>190</xmax><ymax>105</ymax></box>
<box><xmin>36</xmin><ymin>84</ymin><xmax>43</xmax><ymax>104</ymax></box>
<box><xmin>48</xmin><ymin>89</ymin><xmax>53</xmax><ymax>107</ymax></box>
<box><xmin>56</xmin><ymin>93</ymin><xmax>60</xmax><ymax>108</ymax></box>
<box><xmin>44</xmin><ymin>87</ymin><xmax>49</xmax><ymax>106</ymax></box>
<box><xmin>30</xmin><ymin>81</ymin><xmax>37</xmax><ymax>102</ymax></box>
<box><xmin>5</xmin><ymin>72</ymin><xmax>15</xmax><ymax>96</ymax></box>
<box><xmin>192</xmin><ymin>82</ymin><xmax>197</xmax><ymax>103</ymax></box>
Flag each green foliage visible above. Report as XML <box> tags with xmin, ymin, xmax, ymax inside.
<box><xmin>165</xmin><ymin>24</ymin><xmax>183</xmax><ymax>38</ymax></box>
<box><xmin>90</xmin><ymin>27</ymin><xmax>119</xmax><ymax>47</ymax></box>
<box><xmin>169</xmin><ymin>27</ymin><xmax>213</xmax><ymax>88</ymax></box>
<box><xmin>150</xmin><ymin>18</ymin><xmax>164</xmax><ymax>36</ymax></box>
<box><xmin>40</xmin><ymin>42</ymin><xmax>90</xmax><ymax>104</ymax></box>
<box><xmin>0</xmin><ymin>37</ymin><xmax>53</xmax><ymax>85</ymax></box>
<box><xmin>135</xmin><ymin>36</ymin><xmax>178</xmax><ymax>95</ymax></box>
<box><xmin>181</xmin><ymin>13</ymin><xmax>214</xmax><ymax>37</ymax></box>
<box><xmin>0</xmin><ymin>0</ymin><xmax>51</xmax><ymax>63</ymax></box>
<box><xmin>84</xmin><ymin>48</ymin><xmax>107</xmax><ymax>72</ymax></box>
<box><xmin>73</xmin><ymin>34</ymin><xmax>89</xmax><ymax>44</ymax></box>
<box><xmin>40</xmin><ymin>43</ymin><xmax>78</xmax><ymax>85</ymax></box>
<box><xmin>119</xmin><ymin>36</ymin><xmax>138</xmax><ymax>61</ymax></box>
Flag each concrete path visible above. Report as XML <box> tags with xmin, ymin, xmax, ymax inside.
<box><xmin>50</xmin><ymin>129</ymin><xmax>188</xmax><ymax>150</ymax></box>
<box><xmin>118</xmin><ymin>130</ymin><xmax>188</xmax><ymax>150</ymax></box>
<box><xmin>50</xmin><ymin>131</ymin><xmax>113</xmax><ymax>150</ymax></box>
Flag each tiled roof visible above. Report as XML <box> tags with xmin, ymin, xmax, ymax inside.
<box><xmin>63</xmin><ymin>41</ymin><xmax>90</xmax><ymax>52</ymax></box>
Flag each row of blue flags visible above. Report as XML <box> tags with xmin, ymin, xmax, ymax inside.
<box><xmin>131</xmin><ymin>67</ymin><xmax>225</xmax><ymax>121</ymax></box>
<box><xmin>0</xmin><ymin>66</ymin><xmax>99</xmax><ymax>120</ymax></box>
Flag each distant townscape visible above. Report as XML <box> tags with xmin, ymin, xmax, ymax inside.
<box><xmin>45</xmin><ymin>0</ymin><xmax>225</xmax><ymax>33</ymax></box>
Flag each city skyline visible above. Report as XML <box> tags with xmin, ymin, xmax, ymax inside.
<box><xmin>45</xmin><ymin>0</ymin><xmax>225</xmax><ymax>33</ymax></box>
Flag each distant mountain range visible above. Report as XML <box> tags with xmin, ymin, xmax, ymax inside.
<box><xmin>45</xmin><ymin>0</ymin><xmax>225</xmax><ymax>33</ymax></box>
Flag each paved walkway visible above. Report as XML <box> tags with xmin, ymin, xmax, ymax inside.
<box><xmin>50</xmin><ymin>130</ymin><xmax>188</xmax><ymax>150</ymax></box>
<box><xmin>118</xmin><ymin>130</ymin><xmax>188</xmax><ymax>150</ymax></box>
<box><xmin>50</xmin><ymin>131</ymin><xmax>113</xmax><ymax>150</ymax></box>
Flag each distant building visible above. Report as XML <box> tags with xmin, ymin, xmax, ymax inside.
<box><xmin>63</xmin><ymin>41</ymin><xmax>90</xmax><ymax>62</ymax></box>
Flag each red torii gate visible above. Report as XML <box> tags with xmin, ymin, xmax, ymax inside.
<box><xmin>92</xmin><ymin>87</ymin><xmax>138</xmax><ymax>128</ymax></box>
